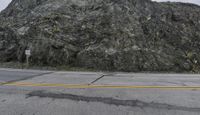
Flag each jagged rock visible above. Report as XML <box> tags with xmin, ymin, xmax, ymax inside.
<box><xmin>0</xmin><ymin>0</ymin><xmax>200</xmax><ymax>72</ymax></box>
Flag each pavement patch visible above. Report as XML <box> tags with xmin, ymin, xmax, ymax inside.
<box><xmin>27</xmin><ymin>90</ymin><xmax>200</xmax><ymax>112</ymax></box>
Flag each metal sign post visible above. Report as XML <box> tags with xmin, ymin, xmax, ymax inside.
<box><xmin>25</xmin><ymin>49</ymin><xmax>31</xmax><ymax>68</ymax></box>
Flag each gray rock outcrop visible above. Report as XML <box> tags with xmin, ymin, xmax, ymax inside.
<box><xmin>0</xmin><ymin>0</ymin><xmax>200</xmax><ymax>72</ymax></box>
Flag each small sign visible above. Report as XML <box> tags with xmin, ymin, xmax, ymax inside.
<box><xmin>25</xmin><ymin>50</ymin><xmax>31</xmax><ymax>56</ymax></box>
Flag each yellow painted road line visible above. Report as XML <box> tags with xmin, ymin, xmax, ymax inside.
<box><xmin>1</xmin><ymin>82</ymin><xmax>200</xmax><ymax>89</ymax></box>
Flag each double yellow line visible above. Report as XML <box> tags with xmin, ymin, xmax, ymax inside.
<box><xmin>1</xmin><ymin>82</ymin><xmax>200</xmax><ymax>89</ymax></box>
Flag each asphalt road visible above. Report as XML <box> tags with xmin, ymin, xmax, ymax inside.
<box><xmin>0</xmin><ymin>68</ymin><xmax>200</xmax><ymax>115</ymax></box>
<box><xmin>0</xmin><ymin>69</ymin><xmax>51</xmax><ymax>83</ymax></box>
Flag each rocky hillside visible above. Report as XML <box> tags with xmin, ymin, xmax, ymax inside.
<box><xmin>0</xmin><ymin>0</ymin><xmax>200</xmax><ymax>72</ymax></box>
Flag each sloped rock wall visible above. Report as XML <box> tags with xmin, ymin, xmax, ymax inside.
<box><xmin>0</xmin><ymin>0</ymin><xmax>200</xmax><ymax>72</ymax></box>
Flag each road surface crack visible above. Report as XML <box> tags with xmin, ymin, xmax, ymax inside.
<box><xmin>0</xmin><ymin>72</ymin><xmax>54</xmax><ymax>86</ymax></box>
<box><xmin>89</xmin><ymin>75</ymin><xmax>105</xmax><ymax>85</ymax></box>
<box><xmin>89</xmin><ymin>74</ymin><xmax>114</xmax><ymax>85</ymax></box>
<box><xmin>27</xmin><ymin>91</ymin><xmax>200</xmax><ymax>112</ymax></box>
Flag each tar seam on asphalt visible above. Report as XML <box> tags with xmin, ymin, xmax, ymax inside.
<box><xmin>89</xmin><ymin>74</ymin><xmax>114</xmax><ymax>85</ymax></box>
<box><xmin>89</xmin><ymin>75</ymin><xmax>105</xmax><ymax>85</ymax></box>
<box><xmin>27</xmin><ymin>91</ymin><xmax>200</xmax><ymax>112</ymax></box>
<box><xmin>0</xmin><ymin>72</ymin><xmax>54</xmax><ymax>86</ymax></box>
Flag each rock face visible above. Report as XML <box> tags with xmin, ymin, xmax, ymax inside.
<box><xmin>0</xmin><ymin>0</ymin><xmax>200</xmax><ymax>72</ymax></box>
